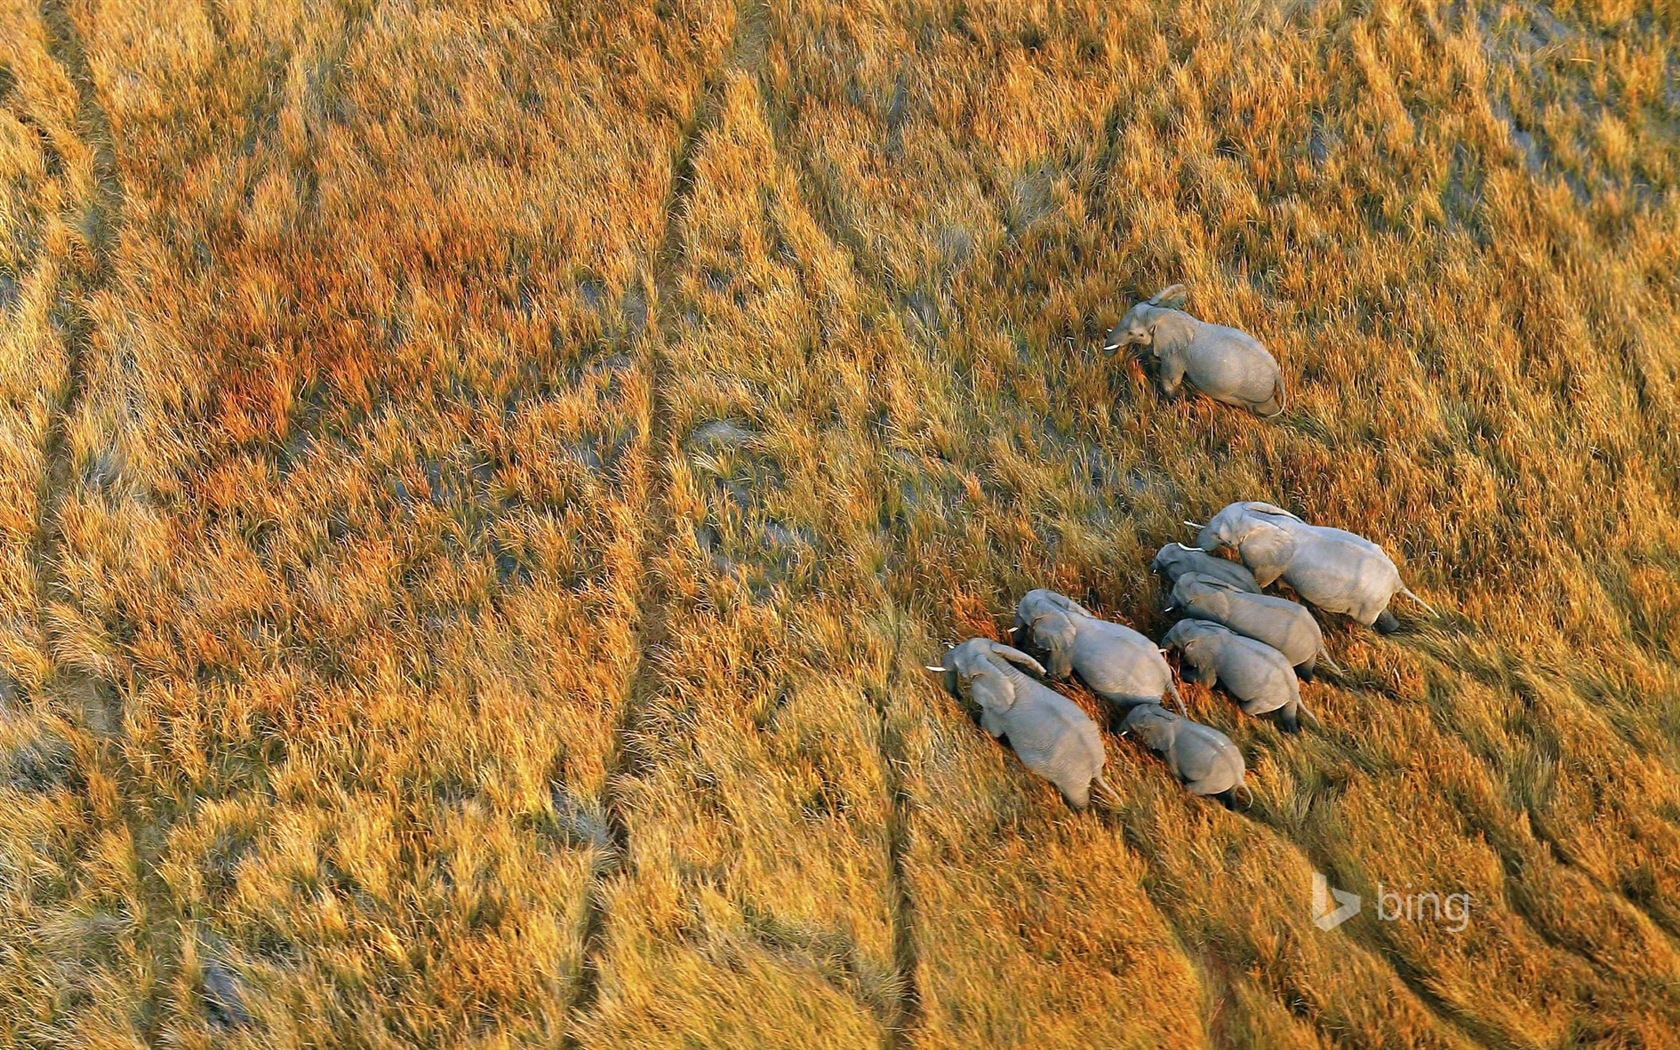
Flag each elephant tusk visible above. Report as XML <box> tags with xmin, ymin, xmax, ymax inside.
<box><xmin>1102</xmin><ymin>341</ymin><xmax>1120</xmax><ymax>351</ymax></box>
<box><xmin>923</xmin><ymin>665</ymin><xmax>946</xmax><ymax>673</ymax></box>
<box><xmin>1183</xmin><ymin>520</ymin><xmax>1205</xmax><ymax>530</ymax></box>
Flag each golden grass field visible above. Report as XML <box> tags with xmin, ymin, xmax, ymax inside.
<box><xmin>2</xmin><ymin>0</ymin><xmax>1679</xmax><ymax>1045</ymax></box>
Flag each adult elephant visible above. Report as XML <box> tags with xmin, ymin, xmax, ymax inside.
<box><xmin>1105</xmin><ymin>284</ymin><xmax>1285</xmax><ymax>417</ymax></box>
<box><xmin>1191</xmin><ymin>502</ymin><xmax>1437</xmax><ymax>633</ymax></box>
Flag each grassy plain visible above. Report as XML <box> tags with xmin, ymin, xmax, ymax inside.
<box><xmin>2</xmin><ymin>0</ymin><xmax>1679</xmax><ymax>1046</ymax></box>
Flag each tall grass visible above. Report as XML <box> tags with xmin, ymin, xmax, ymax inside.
<box><xmin>1</xmin><ymin>0</ymin><xmax>1677</xmax><ymax>1046</ymax></box>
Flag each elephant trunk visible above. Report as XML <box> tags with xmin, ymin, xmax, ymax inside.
<box><xmin>988</xmin><ymin>641</ymin><xmax>1046</xmax><ymax>676</ymax></box>
<box><xmin>1000</xmin><ymin>664</ymin><xmax>1035</xmax><ymax>689</ymax></box>
<box><xmin>1104</xmin><ymin>325</ymin><xmax>1149</xmax><ymax>354</ymax></box>
<box><xmin>1194</xmin><ymin>525</ymin><xmax>1221</xmax><ymax>552</ymax></box>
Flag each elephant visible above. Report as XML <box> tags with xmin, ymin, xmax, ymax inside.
<box><xmin>1011</xmin><ymin>589</ymin><xmax>1184</xmax><ymax>713</ymax></box>
<box><xmin>928</xmin><ymin>638</ymin><xmax>1117</xmax><ymax>809</ymax></box>
<box><xmin>1162</xmin><ymin>619</ymin><xmax>1316</xmax><ymax>732</ymax></box>
<box><xmin>1191</xmin><ymin>501</ymin><xmax>1439</xmax><ymax>633</ymax></box>
<box><xmin>1121</xmin><ymin>703</ymin><xmax>1248</xmax><ymax>803</ymax></box>
<box><xmin>1166</xmin><ymin>572</ymin><xmax>1336</xmax><ymax>680</ymax></box>
<box><xmin>1105</xmin><ymin>284</ymin><xmax>1285</xmax><ymax>416</ymax></box>
<box><xmin>1149</xmin><ymin>541</ymin><xmax>1262</xmax><ymax>594</ymax></box>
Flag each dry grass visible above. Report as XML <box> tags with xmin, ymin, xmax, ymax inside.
<box><xmin>2</xmin><ymin>0</ymin><xmax>1678</xmax><ymax>1046</ymax></box>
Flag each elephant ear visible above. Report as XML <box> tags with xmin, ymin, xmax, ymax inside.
<box><xmin>1148</xmin><ymin>283</ymin><xmax>1189</xmax><ymax>308</ymax></box>
<box><xmin>1135</xmin><ymin>715</ymin><xmax>1176</xmax><ymax>749</ymax></box>
<box><xmin>1029</xmin><ymin>616</ymin><xmax>1075</xmax><ymax>679</ymax></box>
<box><xmin>1245</xmin><ymin>501</ymin><xmax>1301</xmax><ymax>521</ymax></box>
<box><xmin>1171</xmin><ymin>573</ymin><xmax>1215</xmax><ymax>606</ymax></box>
<box><xmin>1058</xmin><ymin>592</ymin><xmax>1094</xmax><ymax>617</ymax></box>
<box><xmin>1172</xmin><ymin>630</ymin><xmax>1212</xmax><ymax>671</ymax></box>
<box><xmin>1238</xmin><ymin>521</ymin><xmax>1297</xmax><ymax>587</ymax></box>
<box><xmin>1190</xmin><ymin>573</ymin><xmax>1242</xmax><ymax>593</ymax></box>
<box><xmin>1125</xmin><ymin>708</ymin><xmax>1178</xmax><ymax>751</ymax></box>
<box><xmin>968</xmin><ymin>663</ymin><xmax>1016</xmax><ymax>714</ymax></box>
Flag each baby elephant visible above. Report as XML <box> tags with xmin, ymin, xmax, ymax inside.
<box><xmin>1149</xmin><ymin>542</ymin><xmax>1261</xmax><ymax>594</ymax></box>
<box><xmin>1012</xmin><ymin>589</ymin><xmax>1183</xmax><ymax>713</ymax></box>
<box><xmin>1105</xmin><ymin>284</ymin><xmax>1284</xmax><ymax>416</ymax></box>
<box><xmin>1122</xmin><ymin>704</ymin><xmax>1248</xmax><ymax>804</ymax></box>
<box><xmin>1193</xmin><ymin>501</ymin><xmax>1438</xmax><ymax>633</ymax></box>
<box><xmin>1162</xmin><ymin>619</ymin><xmax>1314</xmax><ymax>732</ymax></box>
<box><xmin>1168</xmin><ymin>572</ymin><xmax>1333</xmax><ymax>680</ymax></box>
<box><xmin>930</xmin><ymin>638</ymin><xmax>1117</xmax><ymax>809</ymax></box>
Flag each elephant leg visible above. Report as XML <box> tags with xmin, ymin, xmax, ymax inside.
<box><xmin>1276</xmin><ymin>701</ymin><xmax>1301</xmax><ymax>733</ymax></box>
<box><xmin>1159</xmin><ymin>354</ymin><xmax>1187</xmax><ymax>397</ymax></box>
<box><xmin>1187</xmin><ymin>776</ymin><xmax>1232</xmax><ymax>799</ymax></box>
<box><xmin>1251</xmin><ymin>378</ymin><xmax>1285</xmax><ymax>417</ymax></box>
<box><xmin>1374</xmin><ymin>609</ymin><xmax>1401</xmax><ymax>635</ymax></box>
<box><xmin>1194</xmin><ymin>663</ymin><xmax>1218</xmax><ymax>687</ymax></box>
<box><xmin>1189</xmin><ymin>772</ymin><xmax>1243</xmax><ymax>806</ymax></box>
<box><xmin>1295</xmin><ymin>656</ymin><xmax>1316</xmax><ymax>682</ymax></box>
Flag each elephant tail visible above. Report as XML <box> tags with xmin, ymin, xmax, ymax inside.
<box><xmin>1165</xmin><ymin>679</ymin><xmax>1186</xmax><ymax>716</ymax></box>
<box><xmin>1298</xmin><ymin>700</ymin><xmax>1324</xmax><ymax>729</ymax></box>
<box><xmin>1317</xmin><ymin>648</ymin><xmax>1344</xmax><ymax>675</ymax></box>
<box><xmin>1235</xmin><ymin>782</ymin><xmax>1254</xmax><ymax>808</ymax></box>
<box><xmin>1400</xmin><ymin>586</ymin><xmax>1440</xmax><ymax>618</ymax></box>
<box><xmin>1092</xmin><ymin>774</ymin><xmax>1123</xmax><ymax>809</ymax></box>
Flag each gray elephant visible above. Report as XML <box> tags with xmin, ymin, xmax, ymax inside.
<box><xmin>1149</xmin><ymin>541</ymin><xmax>1261</xmax><ymax>594</ymax></box>
<box><xmin>1121</xmin><ymin>703</ymin><xmax>1248</xmax><ymax>803</ymax></box>
<box><xmin>1012</xmin><ymin>589</ymin><xmax>1184</xmax><ymax>713</ymax></box>
<box><xmin>1167</xmin><ymin>572</ymin><xmax>1335</xmax><ymax>680</ymax></box>
<box><xmin>1105</xmin><ymin>284</ymin><xmax>1284</xmax><ymax>416</ymax></box>
<box><xmin>1162</xmin><ymin>619</ymin><xmax>1316</xmax><ymax>732</ymax></box>
<box><xmin>1191</xmin><ymin>501</ymin><xmax>1438</xmax><ymax>633</ymax></box>
<box><xmin>929</xmin><ymin>638</ymin><xmax>1117</xmax><ymax>809</ymax></box>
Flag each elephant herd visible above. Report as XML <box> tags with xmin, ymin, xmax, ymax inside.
<box><xmin>926</xmin><ymin>285</ymin><xmax>1436</xmax><ymax>808</ymax></box>
<box><xmin>931</xmin><ymin>502</ymin><xmax>1435</xmax><ymax>808</ymax></box>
